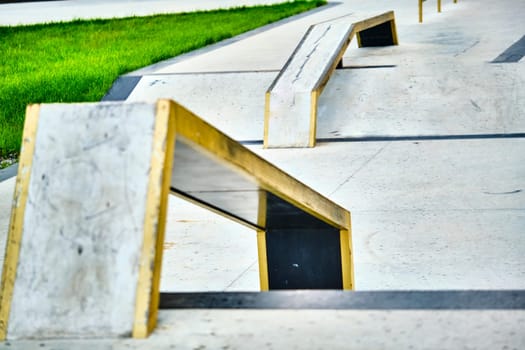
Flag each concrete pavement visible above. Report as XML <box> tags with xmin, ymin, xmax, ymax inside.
<box><xmin>0</xmin><ymin>0</ymin><xmax>524</xmax><ymax>347</ymax></box>
<box><xmin>0</xmin><ymin>0</ymin><xmax>285</xmax><ymax>26</ymax></box>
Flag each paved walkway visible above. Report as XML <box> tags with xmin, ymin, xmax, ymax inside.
<box><xmin>0</xmin><ymin>0</ymin><xmax>524</xmax><ymax>348</ymax></box>
<box><xmin>0</xmin><ymin>0</ymin><xmax>283</xmax><ymax>26</ymax></box>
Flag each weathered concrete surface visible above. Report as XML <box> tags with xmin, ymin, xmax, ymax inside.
<box><xmin>161</xmin><ymin>196</ymin><xmax>258</xmax><ymax>292</ymax></box>
<box><xmin>4</xmin><ymin>310</ymin><xmax>525</xmax><ymax>349</ymax></box>
<box><xmin>317</xmin><ymin>63</ymin><xmax>525</xmax><ymax>138</ymax></box>
<box><xmin>6</xmin><ymin>103</ymin><xmax>158</xmax><ymax>338</ymax></box>
<box><xmin>128</xmin><ymin>64</ymin><xmax>525</xmax><ymax>142</ymax></box>
<box><xmin>127</xmin><ymin>72</ymin><xmax>275</xmax><ymax>141</ymax></box>
<box><xmin>251</xmin><ymin>139</ymin><xmax>525</xmax><ymax>290</ymax></box>
<box><xmin>265</xmin><ymin>15</ymin><xmax>360</xmax><ymax>148</ymax></box>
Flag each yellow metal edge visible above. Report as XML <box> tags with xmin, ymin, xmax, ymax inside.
<box><xmin>257</xmin><ymin>231</ymin><xmax>269</xmax><ymax>291</ymax></box>
<box><xmin>173</xmin><ymin>103</ymin><xmax>349</xmax><ymax>230</ymax></box>
<box><xmin>256</xmin><ymin>191</ymin><xmax>269</xmax><ymax>291</ymax></box>
<box><xmin>308</xmin><ymin>90</ymin><xmax>318</xmax><ymax>148</ymax></box>
<box><xmin>147</xmin><ymin>100</ymin><xmax>177</xmax><ymax>334</ymax></box>
<box><xmin>419</xmin><ymin>0</ymin><xmax>423</xmax><ymax>23</ymax></box>
<box><xmin>438</xmin><ymin>0</ymin><xmax>442</xmax><ymax>12</ymax></box>
<box><xmin>263</xmin><ymin>92</ymin><xmax>270</xmax><ymax>149</ymax></box>
<box><xmin>0</xmin><ymin>104</ymin><xmax>40</xmax><ymax>340</ymax></box>
<box><xmin>339</xmin><ymin>211</ymin><xmax>354</xmax><ymax>290</ymax></box>
<box><xmin>257</xmin><ymin>190</ymin><xmax>267</xmax><ymax>228</ymax></box>
<box><xmin>390</xmin><ymin>17</ymin><xmax>399</xmax><ymax>45</ymax></box>
<box><xmin>132</xmin><ymin>100</ymin><xmax>175</xmax><ymax>338</ymax></box>
<box><xmin>353</xmin><ymin>11</ymin><xmax>396</xmax><ymax>33</ymax></box>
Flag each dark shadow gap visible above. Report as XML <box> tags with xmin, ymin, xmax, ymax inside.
<box><xmin>240</xmin><ymin>133</ymin><xmax>525</xmax><ymax>145</ymax></box>
<box><xmin>159</xmin><ymin>290</ymin><xmax>525</xmax><ymax>310</ymax></box>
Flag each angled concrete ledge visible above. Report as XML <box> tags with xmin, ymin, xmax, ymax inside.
<box><xmin>264</xmin><ymin>11</ymin><xmax>398</xmax><ymax>148</ymax></box>
<box><xmin>0</xmin><ymin>99</ymin><xmax>354</xmax><ymax>341</ymax></box>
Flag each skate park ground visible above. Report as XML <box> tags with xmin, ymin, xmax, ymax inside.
<box><xmin>0</xmin><ymin>0</ymin><xmax>524</xmax><ymax>348</ymax></box>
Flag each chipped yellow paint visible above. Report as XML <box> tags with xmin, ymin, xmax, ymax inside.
<box><xmin>132</xmin><ymin>99</ymin><xmax>176</xmax><ymax>338</ymax></box>
<box><xmin>0</xmin><ymin>104</ymin><xmax>40</xmax><ymax>340</ymax></box>
<box><xmin>163</xmin><ymin>242</ymin><xmax>176</xmax><ymax>250</ymax></box>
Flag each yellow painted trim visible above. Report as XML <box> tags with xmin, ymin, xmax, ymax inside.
<box><xmin>419</xmin><ymin>0</ymin><xmax>423</xmax><ymax>23</ymax></box>
<box><xmin>437</xmin><ymin>0</ymin><xmax>442</xmax><ymax>12</ymax></box>
<box><xmin>0</xmin><ymin>104</ymin><xmax>40</xmax><ymax>340</ymax></box>
<box><xmin>352</xmin><ymin>11</ymin><xmax>396</xmax><ymax>33</ymax></box>
<box><xmin>171</xmin><ymin>102</ymin><xmax>349</xmax><ymax>230</ymax></box>
<box><xmin>339</xmin><ymin>212</ymin><xmax>354</xmax><ymax>290</ymax></box>
<box><xmin>263</xmin><ymin>92</ymin><xmax>271</xmax><ymax>149</ymax></box>
<box><xmin>257</xmin><ymin>231</ymin><xmax>269</xmax><ymax>291</ymax></box>
<box><xmin>257</xmin><ymin>190</ymin><xmax>267</xmax><ymax>228</ymax></box>
<box><xmin>313</xmin><ymin>11</ymin><xmax>396</xmax><ymax>95</ymax></box>
<box><xmin>308</xmin><ymin>90</ymin><xmax>318</xmax><ymax>148</ymax></box>
<box><xmin>132</xmin><ymin>99</ymin><xmax>176</xmax><ymax>338</ymax></box>
<box><xmin>256</xmin><ymin>191</ymin><xmax>269</xmax><ymax>291</ymax></box>
<box><xmin>390</xmin><ymin>19</ymin><xmax>399</xmax><ymax>45</ymax></box>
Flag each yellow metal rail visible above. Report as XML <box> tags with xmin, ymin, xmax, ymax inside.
<box><xmin>419</xmin><ymin>0</ymin><xmax>458</xmax><ymax>23</ymax></box>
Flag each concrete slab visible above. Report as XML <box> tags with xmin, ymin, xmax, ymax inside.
<box><xmin>161</xmin><ymin>196</ymin><xmax>258</xmax><ymax>292</ymax></box>
<box><xmin>250</xmin><ymin>139</ymin><xmax>525</xmax><ymax>290</ymax></box>
<box><xmin>126</xmin><ymin>72</ymin><xmax>275</xmax><ymax>141</ymax></box>
<box><xmin>126</xmin><ymin>64</ymin><xmax>525</xmax><ymax>143</ymax></box>
<box><xmin>4</xmin><ymin>309</ymin><xmax>525</xmax><ymax>349</ymax></box>
<box><xmin>146</xmin><ymin>3</ymin><xmax>357</xmax><ymax>74</ymax></box>
<box><xmin>318</xmin><ymin>63</ymin><xmax>525</xmax><ymax>138</ymax></box>
<box><xmin>0</xmin><ymin>0</ymin><xmax>286</xmax><ymax>26</ymax></box>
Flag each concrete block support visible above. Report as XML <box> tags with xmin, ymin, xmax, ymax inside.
<box><xmin>0</xmin><ymin>102</ymin><xmax>175</xmax><ymax>339</ymax></box>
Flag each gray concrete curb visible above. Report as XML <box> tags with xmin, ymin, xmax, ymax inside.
<box><xmin>0</xmin><ymin>163</ymin><xmax>17</xmax><ymax>182</ymax></box>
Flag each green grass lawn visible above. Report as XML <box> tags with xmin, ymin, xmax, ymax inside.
<box><xmin>0</xmin><ymin>0</ymin><xmax>325</xmax><ymax>162</ymax></box>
